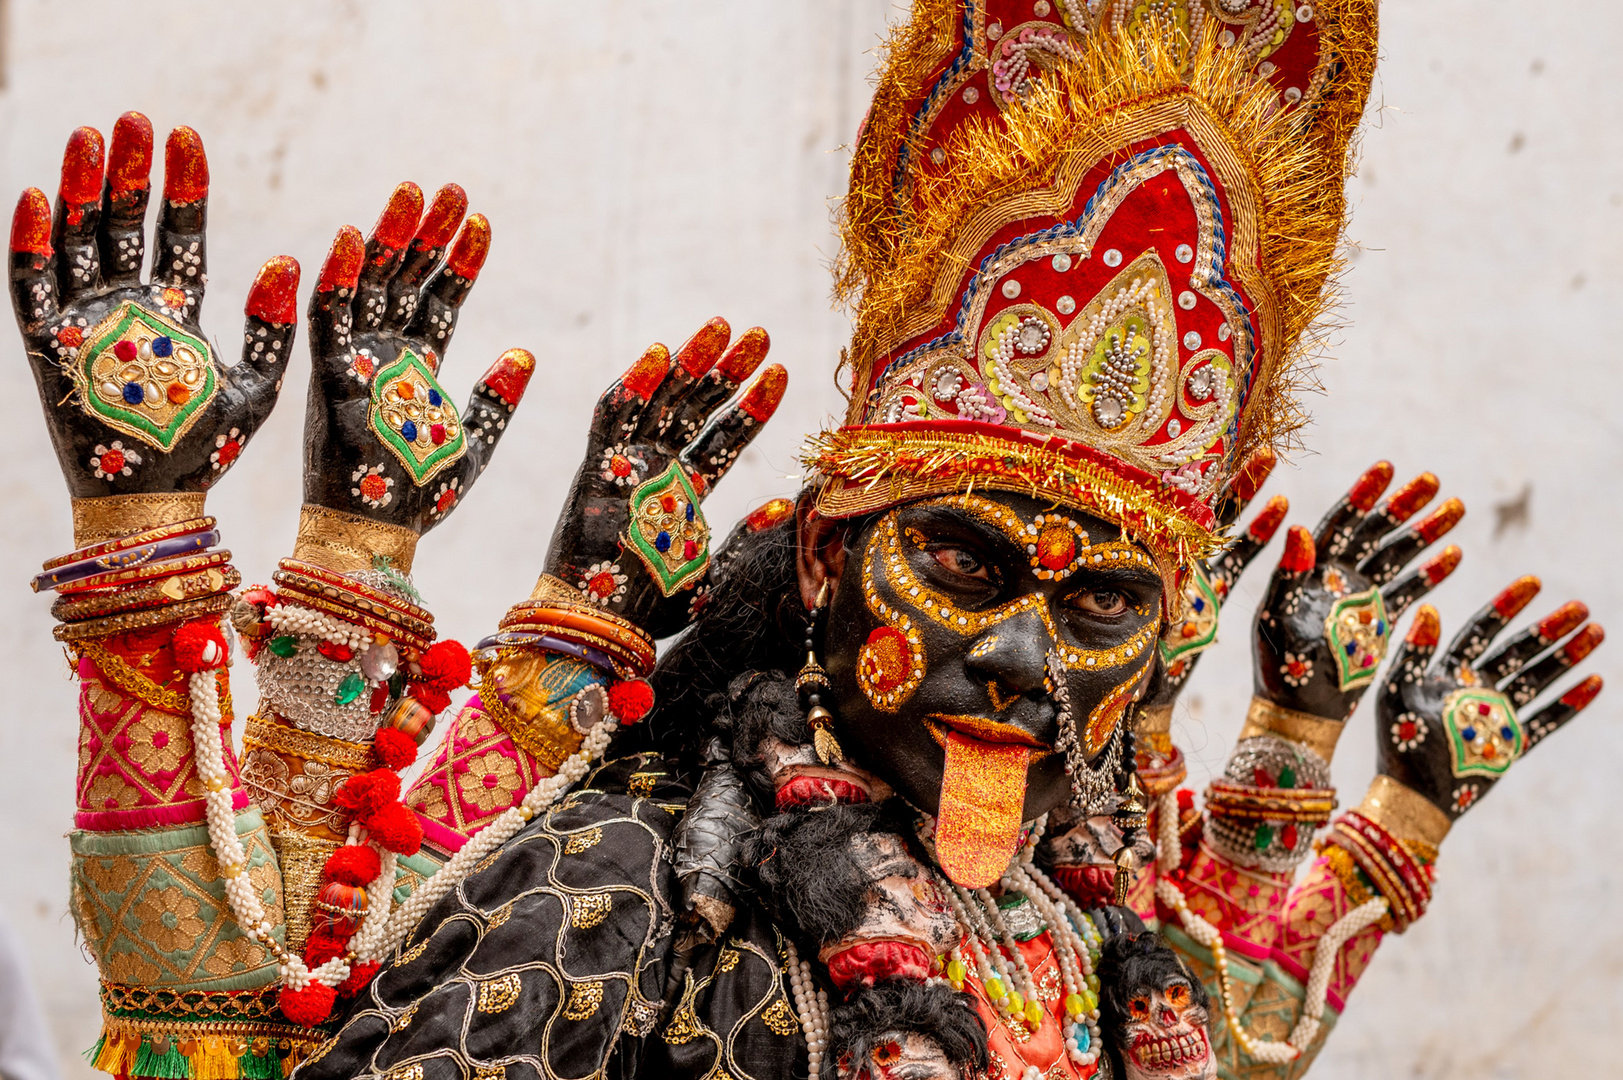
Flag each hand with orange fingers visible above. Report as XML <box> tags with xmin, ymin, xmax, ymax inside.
<box><xmin>300</xmin><ymin>182</ymin><xmax>531</xmax><ymax>541</ymax></box>
<box><xmin>1376</xmin><ymin>580</ymin><xmax>1603</xmax><ymax>820</ymax></box>
<box><xmin>541</xmin><ymin>318</ymin><xmax>788</xmax><ymax>638</ymax></box>
<box><xmin>8</xmin><ymin>114</ymin><xmax>298</xmax><ymax>500</ymax></box>
<box><xmin>1253</xmin><ymin>461</ymin><xmax>1466</xmax><ymax>721</ymax></box>
<box><xmin>1149</xmin><ymin>447</ymin><xmax>1292</xmax><ymax>705</ymax></box>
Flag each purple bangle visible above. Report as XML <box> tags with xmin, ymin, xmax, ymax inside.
<box><xmin>31</xmin><ymin>530</ymin><xmax>221</xmax><ymax>593</ymax></box>
<box><xmin>474</xmin><ymin>630</ymin><xmax>621</xmax><ymax>677</ymax></box>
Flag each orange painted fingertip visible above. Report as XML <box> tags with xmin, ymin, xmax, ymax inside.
<box><xmin>1559</xmin><ymin>674</ymin><xmax>1603</xmax><ymax>710</ymax></box>
<box><xmin>1279</xmin><ymin>524</ymin><xmax>1315</xmax><ymax>573</ymax></box>
<box><xmin>107</xmin><ymin>113</ymin><xmax>154</xmax><ymax>197</ymax></box>
<box><xmin>1421</xmin><ymin>544</ymin><xmax>1462</xmax><ymax>585</ymax></box>
<box><xmin>58</xmin><ymin>126</ymin><xmax>105</xmax><ymax>209</ymax></box>
<box><xmin>162</xmin><ymin>126</ymin><xmax>208</xmax><ymax>204</ymax></box>
<box><xmin>445</xmin><ymin>214</ymin><xmax>490</xmax><ymax>279</ymax></box>
<box><xmin>415</xmin><ymin>183</ymin><xmax>468</xmax><ymax>248</ymax></box>
<box><xmin>746</xmin><ymin>498</ymin><xmax>795</xmax><ymax>533</ymax></box>
<box><xmin>1406</xmin><ymin>605</ymin><xmax>1441</xmax><ymax>649</ymax></box>
<box><xmin>621</xmin><ymin>342</ymin><xmax>670</xmax><ymax>401</ymax></box>
<box><xmin>1561</xmin><ymin>624</ymin><xmax>1604</xmax><ymax>664</ymax></box>
<box><xmin>1230</xmin><ymin>446</ymin><xmax>1277</xmax><ymax>504</ymax></box>
<box><xmin>1384</xmin><ymin>472</ymin><xmax>1439</xmax><ymax>522</ymax></box>
<box><xmin>316</xmin><ymin>225</ymin><xmax>365</xmax><ymax>292</ymax></box>
<box><xmin>370</xmin><ymin>182</ymin><xmax>424</xmax><ymax>250</ymax></box>
<box><xmin>1416</xmin><ymin>497</ymin><xmax>1465</xmax><ymax>543</ymax></box>
<box><xmin>1536</xmin><ymin>601</ymin><xmax>1587</xmax><ymax>643</ymax></box>
<box><xmin>717</xmin><ymin>326</ymin><xmax>770</xmax><ymax>382</ymax></box>
<box><xmin>10</xmin><ymin>188</ymin><xmax>52</xmax><ymax>256</ymax></box>
<box><xmin>245</xmin><ymin>256</ymin><xmax>301</xmax><ymax>325</ymax></box>
<box><xmin>481</xmin><ymin>348</ymin><xmax>535</xmax><ymax>406</ymax></box>
<box><xmin>740</xmin><ymin>364</ymin><xmax>788</xmax><ymax>421</ymax></box>
<box><xmin>1491</xmin><ymin>575</ymin><xmax>1541</xmax><ymax>618</ymax></box>
<box><xmin>1347</xmin><ymin>460</ymin><xmax>1395</xmax><ymax>512</ymax></box>
<box><xmin>674</xmin><ymin>317</ymin><xmax>732</xmax><ymax>377</ymax></box>
<box><xmin>1246</xmin><ymin>494</ymin><xmax>1288</xmax><ymax>542</ymax></box>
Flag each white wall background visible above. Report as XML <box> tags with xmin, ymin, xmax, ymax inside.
<box><xmin>0</xmin><ymin>3</ymin><xmax>1615</xmax><ymax>1078</ymax></box>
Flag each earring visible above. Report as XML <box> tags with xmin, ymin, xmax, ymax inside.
<box><xmin>796</xmin><ymin>580</ymin><xmax>842</xmax><ymax>765</ymax></box>
<box><xmin>1110</xmin><ymin>722</ymin><xmax>1148</xmax><ymax>907</ymax></box>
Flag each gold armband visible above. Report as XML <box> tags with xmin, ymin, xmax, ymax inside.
<box><xmin>1355</xmin><ymin>774</ymin><xmax>1452</xmax><ymax>849</ymax></box>
<box><xmin>1239</xmin><ymin>696</ymin><xmax>1344</xmax><ymax>764</ymax></box>
<box><xmin>72</xmin><ymin>493</ymin><xmax>206</xmax><ymax>546</ymax></box>
<box><xmin>291</xmin><ymin>503</ymin><xmax>419</xmax><ymax>574</ymax></box>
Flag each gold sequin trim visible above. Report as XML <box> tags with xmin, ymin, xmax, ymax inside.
<box><xmin>563</xmin><ymin>981</ymin><xmax>603</xmax><ymax>1021</ymax></box>
<box><xmin>384</xmin><ymin>1064</ymin><xmax>424</xmax><ymax>1080</ymax></box>
<box><xmin>244</xmin><ymin>716</ymin><xmax>377</xmax><ymax>771</ymax></box>
<box><xmin>761</xmin><ymin>999</ymin><xmax>797</xmax><ymax>1037</ymax></box>
<box><xmin>476</xmin><ymin>973</ymin><xmax>523</xmax><ymax>1014</ymax></box>
<box><xmin>564</xmin><ymin>828</ymin><xmax>602</xmax><ymax>854</ymax></box>
<box><xmin>486</xmin><ymin>904</ymin><xmax>513</xmax><ymax>931</ymax></box>
<box><xmin>391</xmin><ymin>1005</ymin><xmax>417</xmax><ymax>1033</ymax></box>
<box><xmin>398</xmin><ymin>940</ymin><xmax>428</xmax><ymax>965</ymax></box>
<box><xmin>627</xmin><ymin>772</ymin><xmax>661</xmax><ymax>798</ymax></box>
<box><xmin>570</xmin><ymin>893</ymin><xmax>613</xmax><ymax>930</ymax></box>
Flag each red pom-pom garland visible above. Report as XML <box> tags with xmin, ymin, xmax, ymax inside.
<box><xmin>606</xmin><ymin>679</ymin><xmax>654</xmax><ymax>725</ymax></box>
<box><xmin>410</xmin><ymin>684</ymin><xmax>452</xmax><ymax>715</ymax></box>
<box><xmin>279</xmin><ymin>981</ymin><xmax>338</xmax><ymax>1026</ymax></box>
<box><xmin>365</xmin><ymin>800</ymin><xmax>424</xmax><ymax>856</ymax></box>
<box><xmin>172</xmin><ymin>622</ymin><xmax>228</xmax><ymax>673</ymax></box>
<box><xmin>415</xmin><ymin>640</ymin><xmax>472</xmax><ymax>691</ymax></box>
<box><xmin>333</xmin><ymin>769</ymin><xmax>401</xmax><ymax>816</ymax></box>
<box><xmin>323</xmin><ymin>844</ymin><xmax>382</xmax><ymax>887</ymax></box>
<box><xmin>373</xmin><ymin>726</ymin><xmax>419</xmax><ymax>770</ymax></box>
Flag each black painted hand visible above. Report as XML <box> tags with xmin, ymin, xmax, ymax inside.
<box><xmin>9</xmin><ymin>114</ymin><xmax>297</xmax><ymax>499</ymax></box>
<box><xmin>1376</xmin><ymin>580</ymin><xmax>1603</xmax><ymax>820</ymax></box>
<box><xmin>302</xmin><ymin>184</ymin><xmax>533</xmax><ymax>536</ymax></box>
<box><xmin>1146</xmin><ymin>448</ymin><xmax>1288</xmax><ymax>710</ymax></box>
<box><xmin>542</xmin><ymin>318</ymin><xmax>788</xmax><ymax>638</ymax></box>
<box><xmin>1253</xmin><ymin>462</ymin><xmax>1465</xmax><ymax>720</ymax></box>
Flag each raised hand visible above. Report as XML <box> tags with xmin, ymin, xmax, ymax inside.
<box><xmin>9</xmin><ymin>114</ymin><xmax>297</xmax><ymax>499</ymax></box>
<box><xmin>542</xmin><ymin>318</ymin><xmax>788</xmax><ymax>638</ymax></box>
<box><xmin>1376</xmin><ymin>580</ymin><xmax>1604</xmax><ymax>819</ymax></box>
<box><xmin>301</xmin><ymin>183</ymin><xmax>533</xmax><ymax>543</ymax></box>
<box><xmin>1149</xmin><ymin>448</ymin><xmax>1290</xmax><ymax>705</ymax></box>
<box><xmin>1253</xmin><ymin>462</ymin><xmax>1466</xmax><ymax>721</ymax></box>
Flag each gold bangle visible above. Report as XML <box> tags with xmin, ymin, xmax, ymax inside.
<box><xmin>291</xmin><ymin>504</ymin><xmax>419</xmax><ymax>574</ymax></box>
<box><xmin>72</xmin><ymin>493</ymin><xmax>207</xmax><ymax>546</ymax></box>
<box><xmin>1357</xmin><ymin>774</ymin><xmax>1452</xmax><ymax>849</ymax></box>
<box><xmin>1238</xmin><ymin>696</ymin><xmax>1343</xmax><ymax>764</ymax></box>
<box><xmin>52</xmin><ymin>566</ymin><xmax>239</xmax><ymax>622</ymax></box>
<box><xmin>54</xmin><ymin>592</ymin><xmax>233</xmax><ymax>642</ymax></box>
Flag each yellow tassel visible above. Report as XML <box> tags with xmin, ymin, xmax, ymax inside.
<box><xmin>190</xmin><ymin>1035</ymin><xmax>241</xmax><ymax>1080</ymax></box>
<box><xmin>91</xmin><ymin>1031</ymin><xmax>140</xmax><ymax>1077</ymax></box>
<box><xmin>279</xmin><ymin>1042</ymin><xmax>309</xmax><ymax>1078</ymax></box>
<box><xmin>813</xmin><ymin>724</ymin><xmax>844</xmax><ymax>767</ymax></box>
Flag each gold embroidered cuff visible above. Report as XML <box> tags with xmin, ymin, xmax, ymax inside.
<box><xmin>1238</xmin><ymin>696</ymin><xmax>1344</xmax><ymax>764</ymax></box>
<box><xmin>291</xmin><ymin>504</ymin><xmax>419</xmax><ymax>574</ymax></box>
<box><xmin>72</xmin><ymin>493</ymin><xmax>207</xmax><ymax>547</ymax></box>
<box><xmin>1356</xmin><ymin>774</ymin><xmax>1452</xmax><ymax>849</ymax></box>
<box><xmin>1135</xmin><ymin>702</ymin><xmax>1174</xmax><ymax>755</ymax></box>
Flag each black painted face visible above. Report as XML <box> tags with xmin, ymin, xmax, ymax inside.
<box><xmin>820</xmin><ymin>491</ymin><xmax>1163</xmax><ymax>885</ymax></box>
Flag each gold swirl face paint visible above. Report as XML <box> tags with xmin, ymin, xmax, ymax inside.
<box><xmin>821</xmin><ymin>492</ymin><xmax>1164</xmax><ymax>887</ymax></box>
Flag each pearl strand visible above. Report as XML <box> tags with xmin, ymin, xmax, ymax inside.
<box><xmin>266</xmin><ymin>602</ymin><xmax>372</xmax><ymax>651</ymax></box>
<box><xmin>784</xmin><ymin>939</ymin><xmax>830</xmax><ymax>1079</ymax></box>
<box><xmin>355</xmin><ymin>720</ymin><xmax>614</xmax><ymax>963</ymax></box>
<box><xmin>1156</xmin><ymin>876</ymin><xmax>1387</xmax><ymax>1063</ymax></box>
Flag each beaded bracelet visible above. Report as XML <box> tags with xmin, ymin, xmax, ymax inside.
<box><xmin>41</xmin><ymin>515</ymin><xmax>213</xmax><ymax>570</ymax></box>
<box><xmin>1204</xmin><ymin>779</ymin><xmax>1337</xmax><ymax>824</ymax></box>
<box><xmin>52</xmin><ymin>566</ymin><xmax>241</xmax><ymax>623</ymax></box>
<box><xmin>33</xmin><ymin>529</ymin><xmax>220</xmax><ymax>592</ymax></box>
<box><xmin>53</xmin><ymin>593</ymin><xmax>234</xmax><ymax>641</ymax></box>
<box><xmin>274</xmin><ymin>560</ymin><xmax>435</xmax><ymax>629</ymax></box>
<box><xmin>497</xmin><ymin>603</ymin><xmax>656</xmax><ymax>678</ymax></box>
<box><xmin>54</xmin><ymin>549</ymin><xmax>233</xmax><ymax>596</ymax></box>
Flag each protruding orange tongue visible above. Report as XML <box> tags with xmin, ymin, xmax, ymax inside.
<box><xmin>936</xmin><ymin>731</ymin><xmax>1030</xmax><ymax>888</ymax></box>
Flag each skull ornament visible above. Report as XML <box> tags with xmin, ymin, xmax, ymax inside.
<box><xmin>1099</xmin><ymin>932</ymin><xmax>1216</xmax><ymax>1080</ymax></box>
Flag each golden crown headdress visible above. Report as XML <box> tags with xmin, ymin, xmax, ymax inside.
<box><xmin>807</xmin><ymin>0</ymin><xmax>1377</xmax><ymax>581</ymax></box>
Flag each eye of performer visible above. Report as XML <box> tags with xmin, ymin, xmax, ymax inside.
<box><xmin>931</xmin><ymin>546</ymin><xmax>991</xmax><ymax>580</ymax></box>
<box><xmin>1070</xmin><ymin>587</ymin><xmax>1129</xmax><ymax>616</ymax></box>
